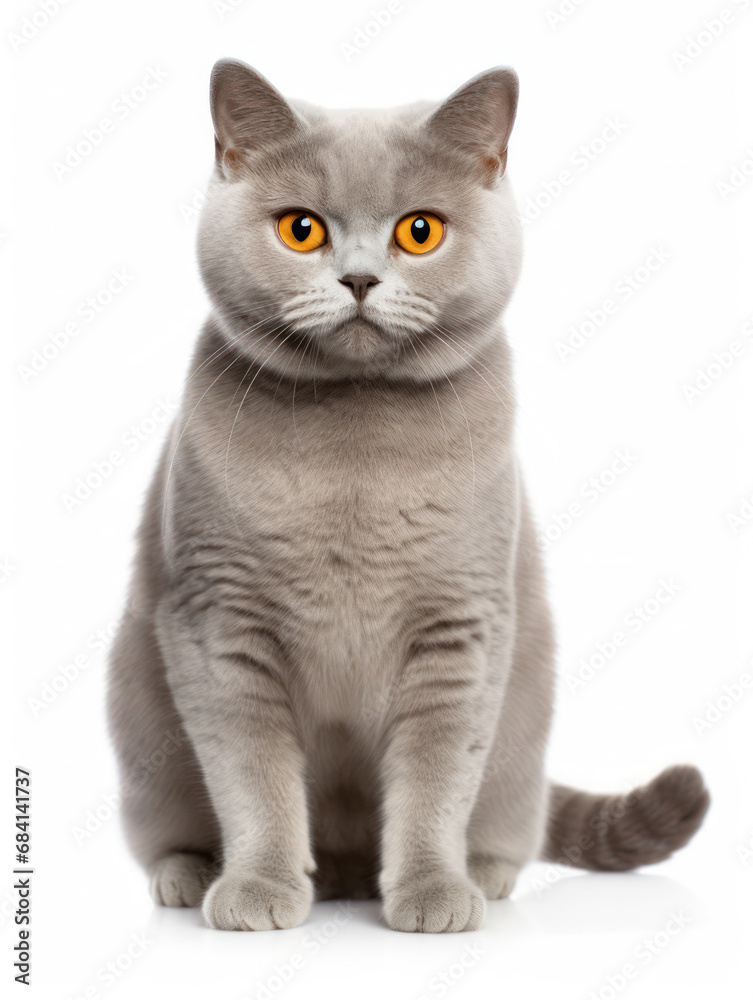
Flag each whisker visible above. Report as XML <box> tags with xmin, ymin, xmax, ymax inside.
<box><xmin>163</xmin><ymin>319</ymin><xmax>292</xmax><ymax>537</ymax></box>
<box><xmin>312</xmin><ymin>338</ymin><xmax>321</xmax><ymax>405</ymax></box>
<box><xmin>432</xmin><ymin>324</ymin><xmax>513</xmax><ymax>394</ymax></box>
<box><xmin>444</xmin><ymin>372</ymin><xmax>476</xmax><ymax>509</ymax></box>
<box><xmin>291</xmin><ymin>334</ymin><xmax>313</xmax><ymax>443</ymax></box>
<box><xmin>161</xmin><ymin>349</ymin><xmax>246</xmax><ymax>536</ymax></box>
<box><xmin>222</xmin><ymin>327</ymin><xmax>297</xmax><ymax>534</ymax></box>
<box><xmin>432</xmin><ymin>319</ymin><xmax>533</xmax><ymax>424</ymax></box>
<box><xmin>224</xmin><ymin>323</ymin><xmax>291</xmax><ymax>414</ymax></box>
<box><xmin>409</xmin><ymin>340</ymin><xmax>450</xmax><ymax>445</ymax></box>
<box><xmin>185</xmin><ymin>309</ymin><xmax>288</xmax><ymax>388</ymax></box>
<box><xmin>430</xmin><ymin>328</ymin><xmax>513</xmax><ymax>416</ymax></box>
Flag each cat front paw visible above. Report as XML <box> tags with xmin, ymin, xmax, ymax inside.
<box><xmin>382</xmin><ymin>873</ymin><xmax>485</xmax><ymax>933</ymax></box>
<box><xmin>150</xmin><ymin>852</ymin><xmax>215</xmax><ymax>907</ymax></box>
<box><xmin>203</xmin><ymin>869</ymin><xmax>313</xmax><ymax>931</ymax></box>
<box><xmin>468</xmin><ymin>853</ymin><xmax>520</xmax><ymax>900</ymax></box>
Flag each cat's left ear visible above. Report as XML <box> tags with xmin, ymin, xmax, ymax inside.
<box><xmin>425</xmin><ymin>68</ymin><xmax>519</xmax><ymax>186</ymax></box>
<box><xmin>210</xmin><ymin>59</ymin><xmax>304</xmax><ymax>176</ymax></box>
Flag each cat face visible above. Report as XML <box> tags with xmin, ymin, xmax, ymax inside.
<box><xmin>198</xmin><ymin>61</ymin><xmax>522</xmax><ymax>381</ymax></box>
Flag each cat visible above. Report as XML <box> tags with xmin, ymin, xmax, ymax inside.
<box><xmin>107</xmin><ymin>59</ymin><xmax>710</xmax><ymax>933</ymax></box>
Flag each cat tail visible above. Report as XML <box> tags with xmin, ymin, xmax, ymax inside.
<box><xmin>541</xmin><ymin>765</ymin><xmax>710</xmax><ymax>871</ymax></box>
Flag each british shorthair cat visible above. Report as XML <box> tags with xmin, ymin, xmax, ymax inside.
<box><xmin>107</xmin><ymin>59</ymin><xmax>709</xmax><ymax>932</ymax></box>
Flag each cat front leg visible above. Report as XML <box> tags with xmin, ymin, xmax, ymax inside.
<box><xmin>379</xmin><ymin>629</ymin><xmax>504</xmax><ymax>933</ymax></box>
<box><xmin>157</xmin><ymin>600</ymin><xmax>314</xmax><ymax>931</ymax></box>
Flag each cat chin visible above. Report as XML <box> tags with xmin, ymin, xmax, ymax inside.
<box><xmin>323</xmin><ymin>316</ymin><xmax>403</xmax><ymax>362</ymax></box>
<box><xmin>288</xmin><ymin>317</ymin><xmax>485</xmax><ymax>382</ymax></box>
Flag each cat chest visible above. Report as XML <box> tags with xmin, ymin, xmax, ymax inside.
<box><xmin>237</xmin><ymin>477</ymin><xmax>469</xmax><ymax>618</ymax></box>
<box><xmin>220</xmin><ymin>417</ymin><xmax>478</xmax><ymax>592</ymax></box>
<box><xmin>182</xmin><ymin>395</ymin><xmax>510</xmax><ymax>703</ymax></box>
<box><xmin>201</xmin><ymin>462</ymin><xmax>472</xmax><ymax>613</ymax></box>
<box><xmin>246</xmin><ymin>500</ymin><xmax>479</xmax><ymax>722</ymax></box>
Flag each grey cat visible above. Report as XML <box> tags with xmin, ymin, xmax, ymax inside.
<box><xmin>107</xmin><ymin>60</ymin><xmax>709</xmax><ymax>933</ymax></box>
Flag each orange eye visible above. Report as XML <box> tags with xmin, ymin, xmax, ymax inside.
<box><xmin>394</xmin><ymin>212</ymin><xmax>445</xmax><ymax>254</ymax></box>
<box><xmin>277</xmin><ymin>211</ymin><xmax>327</xmax><ymax>252</ymax></box>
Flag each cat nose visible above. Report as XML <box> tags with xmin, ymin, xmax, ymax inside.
<box><xmin>338</xmin><ymin>273</ymin><xmax>381</xmax><ymax>303</ymax></box>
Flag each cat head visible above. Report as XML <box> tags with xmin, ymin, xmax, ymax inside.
<box><xmin>198</xmin><ymin>59</ymin><xmax>522</xmax><ymax>382</ymax></box>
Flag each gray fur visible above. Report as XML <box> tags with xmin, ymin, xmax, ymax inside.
<box><xmin>107</xmin><ymin>60</ymin><xmax>709</xmax><ymax>933</ymax></box>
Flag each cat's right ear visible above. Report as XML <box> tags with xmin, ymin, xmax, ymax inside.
<box><xmin>210</xmin><ymin>59</ymin><xmax>303</xmax><ymax>177</ymax></box>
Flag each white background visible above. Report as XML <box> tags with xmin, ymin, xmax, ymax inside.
<box><xmin>5</xmin><ymin>0</ymin><xmax>753</xmax><ymax>997</ymax></box>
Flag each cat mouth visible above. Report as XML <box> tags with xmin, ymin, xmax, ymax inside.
<box><xmin>324</xmin><ymin>315</ymin><xmax>403</xmax><ymax>362</ymax></box>
<box><xmin>336</xmin><ymin>315</ymin><xmax>390</xmax><ymax>337</ymax></box>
